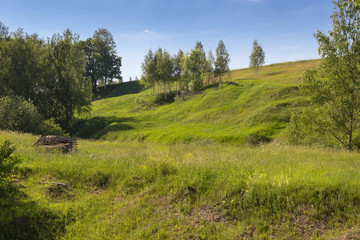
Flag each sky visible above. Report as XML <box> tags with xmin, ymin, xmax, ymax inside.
<box><xmin>0</xmin><ymin>0</ymin><xmax>333</xmax><ymax>82</ymax></box>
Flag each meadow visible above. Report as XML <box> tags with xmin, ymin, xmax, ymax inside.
<box><xmin>1</xmin><ymin>130</ymin><xmax>360</xmax><ymax>239</ymax></box>
<box><xmin>3</xmin><ymin>59</ymin><xmax>360</xmax><ymax>239</ymax></box>
<box><xmin>72</xmin><ymin>60</ymin><xmax>319</xmax><ymax>145</ymax></box>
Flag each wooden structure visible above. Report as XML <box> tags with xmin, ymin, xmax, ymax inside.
<box><xmin>34</xmin><ymin>135</ymin><xmax>77</xmax><ymax>153</ymax></box>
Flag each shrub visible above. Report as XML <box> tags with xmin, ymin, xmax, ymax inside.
<box><xmin>40</xmin><ymin>119</ymin><xmax>67</xmax><ymax>136</ymax></box>
<box><xmin>0</xmin><ymin>96</ymin><xmax>66</xmax><ymax>135</ymax></box>
<box><xmin>246</xmin><ymin>132</ymin><xmax>271</xmax><ymax>146</ymax></box>
<box><xmin>0</xmin><ymin>96</ymin><xmax>42</xmax><ymax>133</ymax></box>
<box><xmin>135</xmin><ymin>92</ymin><xmax>176</xmax><ymax>109</ymax></box>
<box><xmin>0</xmin><ymin>140</ymin><xmax>20</xmax><ymax>197</ymax></box>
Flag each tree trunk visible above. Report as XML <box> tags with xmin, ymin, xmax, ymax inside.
<box><xmin>91</xmin><ymin>76</ymin><xmax>97</xmax><ymax>93</ymax></box>
<box><xmin>164</xmin><ymin>80</ymin><xmax>167</xmax><ymax>100</ymax></box>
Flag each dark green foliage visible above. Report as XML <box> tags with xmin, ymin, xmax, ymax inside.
<box><xmin>0</xmin><ymin>140</ymin><xmax>19</xmax><ymax>188</ymax></box>
<box><xmin>0</xmin><ymin>23</ymin><xmax>93</xmax><ymax>132</ymax></box>
<box><xmin>42</xmin><ymin>30</ymin><xmax>92</xmax><ymax>130</ymax></box>
<box><xmin>82</xmin><ymin>28</ymin><xmax>122</xmax><ymax>93</ymax></box>
<box><xmin>246</xmin><ymin>132</ymin><xmax>272</xmax><ymax>146</ymax></box>
<box><xmin>0</xmin><ymin>96</ymin><xmax>42</xmax><ymax>133</ymax></box>
<box><xmin>40</xmin><ymin>119</ymin><xmax>67</xmax><ymax>136</ymax></box>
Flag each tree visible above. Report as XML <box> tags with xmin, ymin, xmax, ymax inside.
<box><xmin>180</xmin><ymin>52</ymin><xmax>192</xmax><ymax>91</ymax></box>
<box><xmin>173</xmin><ymin>49</ymin><xmax>184</xmax><ymax>91</ymax></box>
<box><xmin>0</xmin><ymin>29</ymin><xmax>44</xmax><ymax>101</ymax></box>
<box><xmin>301</xmin><ymin>0</ymin><xmax>360</xmax><ymax>150</ymax></box>
<box><xmin>43</xmin><ymin>29</ymin><xmax>92</xmax><ymax>130</ymax></box>
<box><xmin>82</xmin><ymin>28</ymin><xmax>122</xmax><ymax>92</ymax></box>
<box><xmin>142</xmin><ymin>49</ymin><xmax>157</xmax><ymax>94</ymax></box>
<box><xmin>249</xmin><ymin>40</ymin><xmax>265</xmax><ymax>74</ymax></box>
<box><xmin>344</xmin><ymin>0</ymin><xmax>360</xmax><ymax>7</ymax></box>
<box><xmin>215</xmin><ymin>40</ymin><xmax>230</xmax><ymax>84</ymax></box>
<box><xmin>189</xmin><ymin>48</ymin><xmax>204</xmax><ymax>91</ymax></box>
<box><xmin>195</xmin><ymin>41</ymin><xmax>207</xmax><ymax>75</ymax></box>
<box><xmin>155</xmin><ymin>48</ymin><xmax>173</xmax><ymax>99</ymax></box>
<box><xmin>205</xmin><ymin>49</ymin><xmax>215</xmax><ymax>85</ymax></box>
<box><xmin>0</xmin><ymin>21</ymin><xmax>9</xmax><ymax>40</ymax></box>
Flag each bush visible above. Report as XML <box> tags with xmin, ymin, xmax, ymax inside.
<box><xmin>0</xmin><ymin>140</ymin><xmax>20</xmax><ymax>197</ymax></box>
<box><xmin>0</xmin><ymin>96</ymin><xmax>66</xmax><ymax>135</ymax></box>
<box><xmin>40</xmin><ymin>119</ymin><xmax>67</xmax><ymax>136</ymax></box>
<box><xmin>135</xmin><ymin>92</ymin><xmax>177</xmax><ymax>109</ymax></box>
<box><xmin>286</xmin><ymin>108</ymin><xmax>337</xmax><ymax>148</ymax></box>
<box><xmin>246</xmin><ymin>132</ymin><xmax>272</xmax><ymax>146</ymax></box>
<box><xmin>0</xmin><ymin>96</ymin><xmax>42</xmax><ymax>133</ymax></box>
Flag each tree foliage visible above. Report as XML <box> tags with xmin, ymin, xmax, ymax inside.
<box><xmin>141</xmin><ymin>40</ymin><xmax>230</xmax><ymax>97</ymax></box>
<box><xmin>215</xmin><ymin>40</ymin><xmax>230</xmax><ymax>83</ymax></box>
<box><xmin>0</xmin><ymin>96</ymin><xmax>42</xmax><ymax>133</ymax></box>
<box><xmin>0</xmin><ymin>24</ymin><xmax>93</xmax><ymax>132</ymax></box>
<box><xmin>298</xmin><ymin>0</ymin><xmax>360</xmax><ymax>150</ymax></box>
<box><xmin>82</xmin><ymin>28</ymin><xmax>122</xmax><ymax>92</ymax></box>
<box><xmin>43</xmin><ymin>30</ymin><xmax>92</xmax><ymax>130</ymax></box>
<box><xmin>249</xmin><ymin>40</ymin><xmax>265</xmax><ymax>73</ymax></box>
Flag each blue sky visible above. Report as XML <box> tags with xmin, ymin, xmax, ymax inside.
<box><xmin>1</xmin><ymin>0</ymin><xmax>333</xmax><ymax>81</ymax></box>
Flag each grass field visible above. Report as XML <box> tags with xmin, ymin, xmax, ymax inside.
<box><xmin>4</xmin><ymin>60</ymin><xmax>360</xmax><ymax>239</ymax></box>
<box><xmin>72</xmin><ymin>60</ymin><xmax>319</xmax><ymax>145</ymax></box>
<box><xmin>1</xmin><ymin>130</ymin><xmax>360</xmax><ymax>239</ymax></box>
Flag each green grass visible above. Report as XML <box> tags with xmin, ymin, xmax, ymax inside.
<box><xmin>72</xmin><ymin>60</ymin><xmax>319</xmax><ymax>145</ymax></box>
<box><xmin>2</xmin><ymin>130</ymin><xmax>360</xmax><ymax>239</ymax></box>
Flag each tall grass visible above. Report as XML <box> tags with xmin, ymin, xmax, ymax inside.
<box><xmin>1</xmin><ymin>130</ymin><xmax>360</xmax><ymax>239</ymax></box>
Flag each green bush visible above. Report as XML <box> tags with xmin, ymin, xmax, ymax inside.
<box><xmin>0</xmin><ymin>96</ymin><xmax>66</xmax><ymax>135</ymax></box>
<box><xmin>246</xmin><ymin>132</ymin><xmax>272</xmax><ymax>146</ymax></box>
<box><xmin>135</xmin><ymin>92</ymin><xmax>176</xmax><ymax>109</ymax></box>
<box><xmin>40</xmin><ymin>119</ymin><xmax>67</xmax><ymax>136</ymax></box>
<box><xmin>0</xmin><ymin>140</ymin><xmax>20</xmax><ymax>197</ymax></box>
<box><xmin>0</xmin><ymin>96</ymin><xmax>42</xmax><ymax>133</ymax></box>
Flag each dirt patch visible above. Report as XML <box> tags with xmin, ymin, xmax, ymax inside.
<box><xmin>39</xmin><ymin>180</ymin><xmax>74</xmax><ymax>200</ymax></box>
<box><xmin>269</xmin><ymin>205</ymin><xmax>326</xmax><ymax>239</ymax></box>
<box><xmin>338</xmin><ymin>227</ymin><xmax>360</xmax><ymax>240</ymax></box>
<box><xmin>189</xmin><ymin>206</ymin><xmax>226</xmax><ymax>226</ymax></box>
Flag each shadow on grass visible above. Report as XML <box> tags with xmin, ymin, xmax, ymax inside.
<box><xmin>71</xmin><ymin>116</ymin><xmax>135</xmax><ymax>139</ymax></box>
<box><xmin>201</xmin><ymin>82</ymin><xmax>220</xmax><ymax>91</ymax></box>
<box><xmin>94</xmin><ymin>81</ymin><xmax>146</xmax><ymax>100</ymax></box>
<box><xmin>0</xmin><ymin>190</ymin><xmax>69</xmax><ymax>240</ymax></box>
<box><xmin>263</xmin><ymin>71</ymin><xmax>285</xmax><ymax>77</ymax></box>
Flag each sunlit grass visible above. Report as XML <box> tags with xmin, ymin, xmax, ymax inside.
<box><xmin>72</xmin><ymin>60</ymin><xmax>320</xmax><ymax>145</ymax></box>
<box><xmin>1</xmin><ymin>130</ymin><xmax>360</xmax><ymax>239</ymax></box>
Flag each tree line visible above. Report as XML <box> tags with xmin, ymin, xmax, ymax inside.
<box><xmin>0</xmin><ymin>22</ymin><xmax>121</xmax><ymax>132</ymax></box>
<box><xmin>141</xmin><ymin>40</ymin><xmax>231</xmax><ymax>99</ymax></box>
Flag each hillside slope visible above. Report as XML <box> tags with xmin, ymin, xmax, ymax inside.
<box><xmin>2</xmin><ymin>130</ymin><xmax>360</xmax><ymax>239</ymax></box>
<box><xmin>73</xmin><ymin>60</ymin><xmax>319</xmax><ymax>144</ymax></box>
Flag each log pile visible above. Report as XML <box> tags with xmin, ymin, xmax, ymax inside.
<box><xmin>34</xmin><ymin>135</ymin><xmax>77</xmax><ymax>153</ymax></box>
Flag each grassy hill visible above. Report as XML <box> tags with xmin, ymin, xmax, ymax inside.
<box><xmin>4</xmin><ymin>60</ymin><xmax>360</xmax><ymax>239</ymax></box>
<box><xmin>72</xmin><ymin>60</ymin><xmax>319</xmax><ymax>145</ymax></box>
